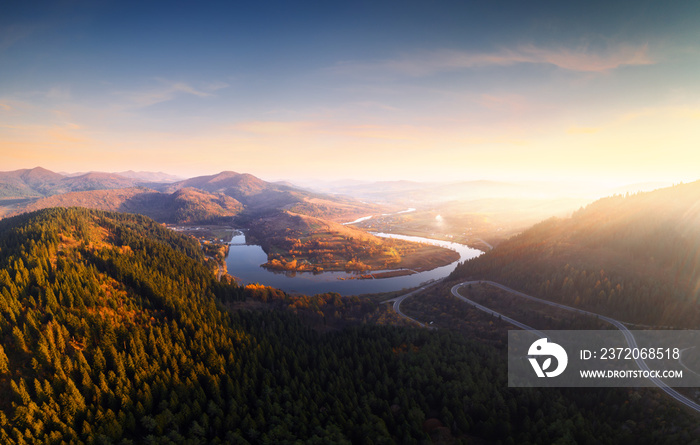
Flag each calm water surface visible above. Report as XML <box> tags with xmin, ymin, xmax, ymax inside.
<box><xmin>225</xmin><ymin>231</ymin><xmax>482</xmax><ymax>296</ymax></box>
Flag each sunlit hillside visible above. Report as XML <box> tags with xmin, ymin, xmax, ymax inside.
<box><xmin>451</xmin><ymin>181</ymin><xmax>700</xmax><ymax>326</ymax></box>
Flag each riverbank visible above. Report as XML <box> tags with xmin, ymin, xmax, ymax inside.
<box><xmin>168</xmin><ymin>224</ymin><xmax>234</xmax><ymax>279</ymax></box>
<box><xmin>261</xmin><ymin>242</ymin><xmax>459</xmax><ymax>274</ymax></box>
<box><xmin>225</xmin><ymin>230</ymin><xmax>483</xmax><ymax>296</ymax></box>
<box><xmin>245</xmin><ymin>210</ymin><xmax>460</xmax><ymax>274</ymax></box>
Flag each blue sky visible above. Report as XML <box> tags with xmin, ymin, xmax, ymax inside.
<box><xmin>2</xmin><ymin>0</ymin><xmax>699</xmax><ymax>183</ymax></box>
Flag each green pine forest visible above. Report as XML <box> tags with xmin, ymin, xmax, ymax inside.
<box><xmin>0</xmin><ymin>208</ymin><xmax>698</xmax><ymax>444</ymax></box>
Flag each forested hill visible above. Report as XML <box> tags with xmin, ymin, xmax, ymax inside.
<box><xmin>0</xmin><ymin>208</ymin><xmax>696</xmax><ymax>443</ymax></box>
<box><xmin>451</xmin><ymin>181</ymin><xmax>700</xmax><ymax>327</ymax></box>
<box><xmin>15</xmin><ymin>187</ymin><xmax>244</xmax><ymax>224</ymax></box>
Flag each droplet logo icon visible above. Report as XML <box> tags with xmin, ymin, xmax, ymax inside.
<box><xmin>528</xmin><ymin>338</ymin><xmax>568</xmax><ymax>378</ymax></box>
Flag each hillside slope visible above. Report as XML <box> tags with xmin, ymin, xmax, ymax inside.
<box><xmin>0</xmin><ymin>167</ymin><xmax>65</xmax><ymax>198</ymax></box>
<box><xmin>0</xmin><ymin>208</ymin><xmax>693</xmax><ymax>443</ymax></box>
<box><xmin>164</xmin><ymin>171</ymin><xmax>382</xmax><ymax>221</ymax></box>
<box><xmin>451</xmin><ymin>181</ymin><xmax>700</xmax><ymax>326</ymax></box>
<box><xmin>12</xmin><ymin>187</ymin><xmax>244</xmax><ymax>224</ymax></box>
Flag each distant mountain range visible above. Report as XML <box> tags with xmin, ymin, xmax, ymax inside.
<box><xmin>0</xmin><ymin>167</ymin><xmax>138</xmax><ymax>199</ymax></box>
<box><xmin>0</xmin><ymin>168</ymin><xmax>453</xmax><ymax>274</ymax></box>
<box><xmin>58</xmin><ymin>170</ymin><xmax>183</xmax><ymax>182</ymax></box>
<box><xmin>0</xmin><ymin>167</ymin><xmax>382</xmax><ymax>224</ymax></box>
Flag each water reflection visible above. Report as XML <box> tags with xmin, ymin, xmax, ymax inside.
<box><xmin>225</xmin><ymin>230</ymin><xmax>482</xmax><ymax>296</ymax></box>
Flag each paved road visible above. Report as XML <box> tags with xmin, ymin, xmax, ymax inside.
<box><xmin>204</xmin><ymin>255</ymin><xmax>225</xmax><ymax>281</ymax></box>
<box><xmin>452</xmin><ymin>280</ymin><xmax>700</xmax><ymax>413</ymax></box>
<box><xmin>384</xmin><ymin>283</ymin><xmax>439</xmax><ymax>329</ymax></box>
<box><xmin>476</xmin><ymin>238</ymin><xmax>494</xmax><ymax>251</ymax></box>
<box><xmin>449</xmin><ymin>283</ymin><xmax>545</xmax><ymax>338</ymax></box>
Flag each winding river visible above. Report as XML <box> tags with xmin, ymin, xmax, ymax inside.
<box><xmin>225</xmin><ymin>230</ymin><xmax>482</xmax><ymax>296</ymax></box>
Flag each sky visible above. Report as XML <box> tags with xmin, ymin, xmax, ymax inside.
<box><xmin>1</xmin><ymin>0</ymin><xmax>699</xmax><ymax>185</ymax></box>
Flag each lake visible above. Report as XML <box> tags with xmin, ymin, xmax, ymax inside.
<box><xmin>225</xmin><ymin>230</ymin><xmax>482</xmax><ymax>296</ymax></box>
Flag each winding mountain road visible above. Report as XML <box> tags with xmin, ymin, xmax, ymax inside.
<box><xmin>451</xmin><ymin>281</ymin><xmax>700</xmax><ymax>413</ymax></box>
<box><xmin>387</xmin><ymin>279</ymin><xmax>700</xmax><ymax>413</ymax></box>
<box><xmin>384</xmin><ymin>283</ymin><xmax>436</xmax><ymax>329</ymax></box>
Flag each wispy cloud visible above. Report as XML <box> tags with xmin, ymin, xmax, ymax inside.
<box><xmin>117</xmin><ymin>79</ymin><xmax>229</xmax><ymax>108</ymax></box>
<box><xmin>157</xmin><ymin>79</ymin><xmax>215</xmax><ymax>98</ymax></box>
<box><xmin>329</xmin><ymin>44</ymin><xmax>654</xmax><ymax>77</ymax></box>
<box><xmin>517</xmin><ymin>44</ymin><xmax>653</xmax><ymax>72</ymax></box>
<box><xmin>0</xmin><ymin>98</ymin><xmax>40</xmax><ymax>119</ymax></box>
